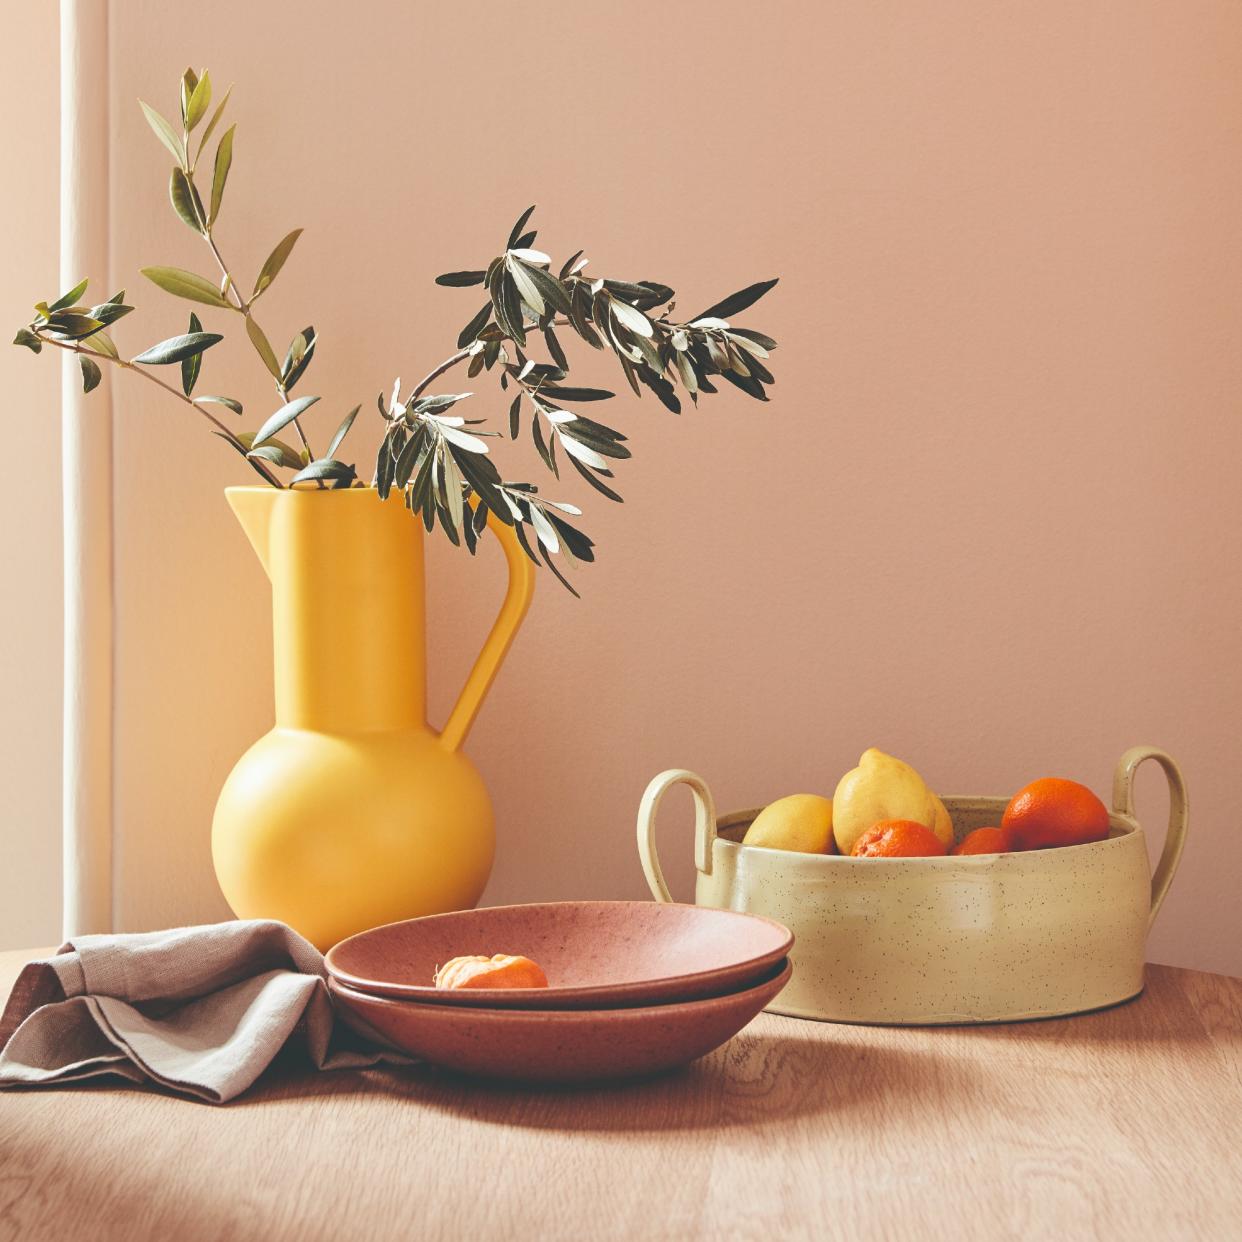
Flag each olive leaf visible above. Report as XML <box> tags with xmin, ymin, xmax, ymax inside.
<box><xmin>537</xmin><ymin>544</ymin><xmax>582</xmax><ymax>598</ymax></box>
<box><xmin>291</xmin><ymin>458</ymin><xmax>357</xmax><ymax>488</ymax></box>
<box><xmin>408</xmin><ymin>445</ymin><xmax>437</xmax><ymax>514</ymax></box>
<box><xmin>536</xmin><ymin>386</ymin><xmax>615</xmax><ymax>402</ymax></box>
<box><xmin>48</xmin><ymin>279</ymin><xmax>89</xmax><ymax>313</ymax></box>
<box><xmin>610</xmin><ymin>299</ymin><xmax>653</xmax><ymax>338</ymax></box>
<box><xmin>13</xmin><ymin>328</ymin><xmax>42</xmax><ymax>353</ymax></box>
<box><xmin>531</xmin><ymin>413</ymin><xmax>557</xmax><ymax>476</ymax></box>
<box><xmin>437</xmin><ymin>423</ymin><xmax>490</xmax><ymax>454</ymax></box>
<box><xmin>556</xmin><ymin>414</ymin><xmax>630</xmax><ymax>455</ymax></box>
<box><xmin>139</xmin><ymin>100</ymin><xmax>186</xmax><ymax>167</ymax></box>
<box><xmin>506</xmin><ymin>205</ymin><xmax>536</xmax><ymax>250</ymax></box>
<box><xmin>141</xmin><ymin>266</ymin><xmax>231</xmax><ymax>308</ymax></box>
<box><xmin>690</xmin><ymin>278</ymin><xmax>779</xmax><ymax>323</ymax></box>
<box><xmin>252</xmin><ymin>394</ymin><xmax>320</xmax><ymax>447</ymax></box>
<box><xmin>508</xmin><ymin>247</ymin><xmax>551</xmax><ymax>264</ymax></box>
<box><xmin>281</xmin><ymin>326</ymin><xmax>316</xmax><ymax>392</ymax></box>
<box><xmin>210</xmin><ymin>124</ymin><xmax>234</xmax><ymax>225</ymax></box>
<box><xmin>456</xmin><ymin>303</ymin><xmax>492</xmax><ymax>349</ymax></box>
<box><xmin>247</xmin><ymin>438</ymin><xmax>303</xmax><ymax>470</ymax></box>
<box><xmin>88</xmin><ymin>300</ymin><xmax>134</xmax><ymax>326</ymax></box>
<box><xmin>46</xmin><ymin>313</ymin><xmax>104</xmax><ymax>340</ymax></box>
<box><xmin>516</xmin><ymin>262</ymin><xmax>572</xmax><ymax>316</ymax></box>
<box><xmin>252</xmin><ymin>229</ymin><xmax>302</xmax><ymax>298</ymax></box>
<box><xmin>487</xmin><ymin>263</ymin><xmax>523</xmax><ymax>345</ymax></box>
<box><xmin>443</xmin><ymin>450</ymin><xmax>465</xmax><ymax>534</ymax></box>
<box><xmin>193</xmin><ymin>394</ymin><xmax>242</xmax><ymax>414</ymax></box>
<box><xmin>461</xmin><ymin>497</ymin><xmax>479</xmax><ymax>555</ymax></box>
<box><xmin>547</xmin><ymin>510</ymin><xmax>594</xmax><ymax>562</ymax></box>
<box><xmin>729</xmin><ymin>327</ymin><xmax>778</xmax><ymax>351</ymax></box>
<box><xmin>499</xmin><ymin>272</ymin><xmax>525</xmax><ymax>347</ymax></box>
<box><xmin>393</xmin><ymin>426</ymin><xmax>427</xmax><ymax>489</ymax></box>
<box><xmin>558</xmin><ymin>435</ymin><xmax>609</xmax><ymax>470</ymax></box>
<box><xmin>375</xmin><ymin>431</ymin><xmax>399</xmax><ymax>499</ymax></box>
<box><xmin>197</xmin><ymin>85</ymin><xmax>232</xmax><ymax>155</ymax></box>
<box><xmin>245</xmin><ymin>316</ymin><xmax>283</xmax><ymax>380</ymax></box>
<box><xmin>568</xmin><ymin>453</ymin><xmax>624</xmax><ymax>502</ymax></box>
<box><xmin>435</xmin><ymin>271</ymin><xmax>487</xmax><ymax>287</ymax></box>
<box><xmin>527</xmin><ymin>504</ymin><xmax>561</xmax><ymax>554</ymax></box>
<box><xmin>543</xmin><ymin>324</ymin><xmax>569</xmax><ymax>372</ymax></box>
<box><xmin>82</xmin><ymin>330</ymin><xmax>118</xmax><ymax>359</ymax></box>
<box><xmin>603</xmin><ymin>280</ymin><xmax>674</xmax><ymax>312</ymax></box>
<box><xmin>510</xmin><ymin>518</ymin><xmax>540</xmax><ymax>566</ymax></box>
<box><xmin>180</xmin><ymin>68</ymin><xmax>198</xmax><ymax>127</ymax></box>
<box><xmin>507</xmin><ymin>259</ymin><xmax>546</xmax><ymax>316</ymax></box>
<box><xmin>169</xmin><ymin>167</ymin><xmax>206</xmax><ymax>233</ymax></box>
<box><xmin>184</xmin><ymin>70</ymin><xmax>212</xmax><ymax>131</ymax></box>
<box><xmin>79</xmin><ymin>355</ymin><xmax>102</xmax><ymax>393</ymax></box>
<box><xmin>181</xmin><ymin>312</ymin><xmax>204</xmax><ymax>395</ymax></box>
<box><xmin>132</xmin><ymin>331</ymin><xmax>223</xmax><ymax>365</ymax></box>
<box><xmin>327</xmin><ymin>405</ymin><xmax>360</xmax><ymax>459</ymax></box>
<box><xmin>451</xmin><ymin>444</ymin><xmax>512</xmax><ymax>523</ymax></box>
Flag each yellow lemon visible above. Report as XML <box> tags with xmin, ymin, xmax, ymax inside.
<box><xmin>928</xmin><ymin>791</ymin><xmax>954</xmax><ymax>848</ymax></box>
<box><xmin>832</xmin><ymin>748</ymin><xmax>954</xmax><ymax>855</ymax></box>
<box><xmin>743</xmin><ymin>794</ymin><xmax>835</xmax><ymax>854</ymax></box>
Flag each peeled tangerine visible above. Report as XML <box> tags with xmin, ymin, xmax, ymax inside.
<box><xmin>743</xmin><ymin>794</ymin><xmax>836</xmax><ymax>854</ymax></box>
<box><xmin>434</xmin><ymin>955</ymin><xmax>549</xmax><ymax>989</ymax></box>
<box><xmin>832</xmin><ymin>748</ymin><xmax>953</xmax><ymax>856</ymax></box>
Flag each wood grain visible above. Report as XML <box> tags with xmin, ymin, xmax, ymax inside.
<box><xmin>1</xmin><ymin>950</ymin><xmax>1240</xmax><ymax>1241</ymax></box>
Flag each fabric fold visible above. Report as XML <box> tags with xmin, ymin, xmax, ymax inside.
<box><xmin>0</xmin><ymin>920</ymin><xmax>410</xmax><ymax>1103</ymax></box>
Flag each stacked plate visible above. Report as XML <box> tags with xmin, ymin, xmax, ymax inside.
<box><xmin>325</xmin><ymin>901</ymin><xmax>793</xmax><ymax>1084</ymax></box>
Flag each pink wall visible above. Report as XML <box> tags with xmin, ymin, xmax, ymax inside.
<box><xmin>0</xmin><ymin>6</ymin><xmax>61</xmax><ymax>948</ymax></box>
<box><xmin>96</xmin><ymin>3</ymin><xmax>1242</xmax><ymax>973</ymax></box>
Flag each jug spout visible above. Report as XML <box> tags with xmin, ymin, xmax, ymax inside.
<box><xmin>227</xmin><ymin>486</ymin><xmax>277</xmax><ymax>579</ymax></box>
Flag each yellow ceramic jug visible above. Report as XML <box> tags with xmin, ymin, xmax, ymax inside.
<box><xmin>212</xmin><ymin>486</ymin><xmax>535</xmax><ymax>950</ymax></box>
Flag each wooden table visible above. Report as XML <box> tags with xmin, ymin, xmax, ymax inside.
<box><xmin>1</xmin><ymin>950</ymin><xmax>1239</xmax><ymax>1241</ymax></box>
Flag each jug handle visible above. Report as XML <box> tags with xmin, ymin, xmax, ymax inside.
<box><xmin>637</xmin><ymin>769</ymin><xmax>716</xmax><ymax>903</ymax></box>
<box><xmin>438</xmin><ymin>511</ymin><xmax>536</xmax><ymax>752</ymax></box>
<box><xmin>1111</xmin><ymin>746</ymin><xmax>1189</xmax><ymax>928</ymax></box>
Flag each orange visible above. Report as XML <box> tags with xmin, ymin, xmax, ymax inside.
<box><xmin>434</xmin><ymin>954</ymin><xmax>549</xmax><ymax>990</ymax></box>
<box><xmin>951</xmin><ymin>826</ymin><xmax>1012</xmax><ymax>856</ymax></box>
<box><xmin>850</xmin><ymin>819</ymin><xmax>948</xmax><ymax>858</ymax></box>
<box><xmin>1001</xmin><ymin>777</ymin><xmax>1110</xmax><ymax>850</ymax></box>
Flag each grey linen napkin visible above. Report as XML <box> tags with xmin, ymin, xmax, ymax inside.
<box><xmin>0</xmin><ymin>919</ymin><xmax>410</xmax><ymax>1103</ymax></box>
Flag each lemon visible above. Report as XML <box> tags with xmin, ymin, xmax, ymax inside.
<box><xmin>743</xmin><ymin>794</ymin><xmax>835</xmax><ymax>854</ymax></box>
<box><xmin>832</xmin><ymin>748</ymin><xmax>954</xmax><ymax>855</ymax></box>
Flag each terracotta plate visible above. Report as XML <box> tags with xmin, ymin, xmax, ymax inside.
<box><xmin>330</xmin><ymin>959</ymin><xmax>792</xmax><ymax>1084</ymax></box>
<box><xmin>325</xmin><ymin>900</ymin><xmax>793</xmax><ymax>1008</ymax></box>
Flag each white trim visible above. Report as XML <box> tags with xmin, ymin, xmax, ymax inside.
<box><xmin>60</xmin><ymin>0</ymin><xmax>113</xmax><ymax>936</ymax></box>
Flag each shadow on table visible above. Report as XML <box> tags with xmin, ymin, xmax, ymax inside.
<box><xmin>241</xmin><ymin>1025</ymin><xmax>974</xmax><ymax>1133</ymax></box>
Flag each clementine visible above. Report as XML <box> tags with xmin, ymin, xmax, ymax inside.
<box><xmin>850</xmin><ymin>819</ymin><xmax>948</xmax><ymax>858</ymax></box>
<box><xmin>434</xmin><ymin>954</ymin><xmax>549</xmax><ymax>990</ymax></box>
<box><xmin>1001</xmin><ymin>778</ymin><xmax>1110</xmax><ymax>850</ymax></box>
<box><xmin>951</xmin><ymin>826</ymin><xmax>1011</xmax><ymax>856</ymax></box>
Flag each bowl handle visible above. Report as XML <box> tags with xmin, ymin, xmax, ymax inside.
<box><xmin>637</xmin><ymin>770</ymin><xmax>717</xmax><ymax>903</ymax></box>
<box><xmin>1111</xmin><ymin>746</ymin><xmax>1189</xmax><ymax>927</ymax></box>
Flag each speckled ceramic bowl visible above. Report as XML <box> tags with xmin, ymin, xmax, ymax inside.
<box><xmin>637</xmin><ymin>747</ymin><xmax>1188</xmax><ymax>1025</ymax></box>
<box><xmin>325</xmin><ymin>900</ymin><xmax>792</xmax><ymax>1009</ymax></box>
<box><xmin>329</xmin><ymin>959</ymin><xmax>792</xmax><ymax>1083</ymax></box>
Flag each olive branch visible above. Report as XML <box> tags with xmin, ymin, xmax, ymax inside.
<box><xmin>12</xmin><ymin>67</ymin><xmax>779</xmax><ymax>594</ymax></box>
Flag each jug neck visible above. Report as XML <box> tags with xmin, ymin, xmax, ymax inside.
<box><xmin>228</xmin><ymin>487</ymin><xmax>427</xmax><ymax>732</ymax></box>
